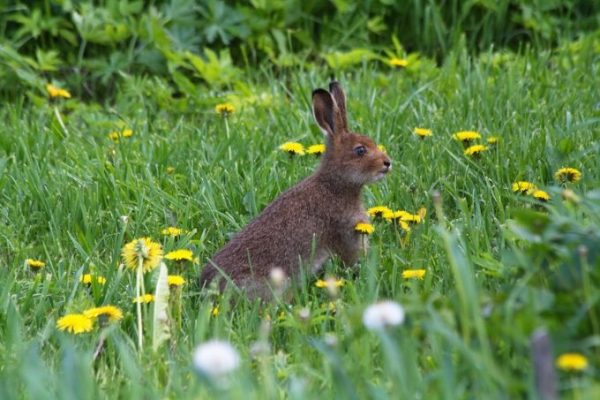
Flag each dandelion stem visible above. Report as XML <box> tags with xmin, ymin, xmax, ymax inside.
<box><xmin>136</xmin><ymin>256</ymin><xmax>144</xmax><ymax>351</ymax></box>
<box><xmin>53</xmin><ymin>106</ymin><xmax>69</xmax><ymax>137</ymax></box>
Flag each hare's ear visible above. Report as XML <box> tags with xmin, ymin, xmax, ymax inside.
<box><xmin>312</xmin><ymin>89</ymin><xmax>336</xmax><ymax>137</ymax></box>
<box><xmin>329</xmin><ymin>81</ymin><xmax>348</xmax><ymax>132</ymax></box>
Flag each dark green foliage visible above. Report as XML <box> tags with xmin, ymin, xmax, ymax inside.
<box><xmin>1</xmin><ymin>0</ymin><xmax>599</xmax><ymax>99</ymax></box>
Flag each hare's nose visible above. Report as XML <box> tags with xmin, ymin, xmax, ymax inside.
<box><xmin>383</xmin><ymin>160</ymin><xmax>391</xmax><ymax>168</ymax></box>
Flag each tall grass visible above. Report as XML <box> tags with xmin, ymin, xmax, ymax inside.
<box><xmin>0</xmin><ymin>34</ymin><xmax>599</xmax><ymax>398</ymax></box>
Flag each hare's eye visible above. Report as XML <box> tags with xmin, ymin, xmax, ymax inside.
<box><xmin>354</xmin><ymin>145</ymin><xmax>367</xmax><ymax>156</ymax></box>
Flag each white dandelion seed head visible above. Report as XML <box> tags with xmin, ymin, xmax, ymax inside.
<box><xmin>269</xmin><ymin>267</ymin><xmax>287</xmax><ymax>289</ymax></box>
<box><xmin>362</xmin><ymin>300</ymin><xmax>405</xmax><ymax>331</ymax></box>
<box><xmin>297</xmin><ymin>307</ymin><xmax>311</xmax><ymax>321</ymax></box>
<box><xmin>192</xmin><ymin>340</ymin><xmax>240</xmax><ymax>378</ymax></box>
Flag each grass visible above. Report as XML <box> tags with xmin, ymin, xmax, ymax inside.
<box><xmin>0</xmin><ymin>34</ymin><xmax>599</xmax><ymax>399</ymax></box>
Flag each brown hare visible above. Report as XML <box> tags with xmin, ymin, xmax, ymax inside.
<box><xmin>200</xmin><ymin>81</ymin><xmax>391</xmax><ymax>298</ymax></box>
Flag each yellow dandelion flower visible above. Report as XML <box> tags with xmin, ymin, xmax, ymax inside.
<box><xmin>512</xmin><ymin>181</ymin><xmax>537</xmax><ymax>194</ymax></box>
<box><xmin>554</xmin><ymin>167</ymin><xmax>582</xmax><ymax>183</ymax></box>
<box><xmin>315</xmin><ymin>278</ymin><xmax>344</xmax><ymax>288</ymax></box>
<box><xmin>402</xmin><ymin>269</ymin><xmax>426</xmax><ymax>279</ymax></box>
<box><xmin>383</xmin><ymin>211</ymin><xmax>411</xmax><ymax>230</ymax></box>
<box><xmin>168</xmin><ymin>275</ymin><xmax>186</xmax><ymax>287</ymax></box>
<box><xmin>354</xmin><ymin>222</ymin><xmax>375</xmax><ymax>235</ymax></box>
<box><xmin>279</xmin><ymin>142</ymin><xmax>305</xmax><ymax>156</ymax></box>
<box><xmin>215</xmin><ymin>103</ymin><xmax>235</xmax><ymax>115</ymax></box>
<box><xmin>26</xmin><ymin>259</ymin><xmax>45</xmax><ymax>270</ymax></box>
<box><xmin>401</xmin><ymin>213</ymin><xmax>422</xmax><ymax>224</ymax></box>
<box><xmin>306</xmin><ymin>144</ymin><xmax>326</xmax><ymax>155</ymax></box>
<box><xmin>80</xmin><ymin>274</ymin><xmax>107</xmax><ymax>285</ymax></box>
<box><xmin>389</xmin><ymin>57</ymin><xmax>408</xmax><ymax>68</ymax></box>
<box><xmin>46</xmin><ymin>84</ymin><xmax>71</xmax><ymax>99</ymax></box>
<box><xmin>464</xmin><ymin>144</ymin><xmax>488</xmax><ymax>156</ymax></box>
<box><xmin>108</xmin><ymin>128</ymin><xmax>133</xmax><ymax>142</ymax></box>
<box><xmin>487</xmin><ymin>136</ymin><xmax>499</xmax><ymax>145</ymax></box>
<box><xmin>56</xmin><ymin>314</ymin><xmax>93</xmax><ymax>334</ymax></box>
<box><xmin>453</xmin><ymin>131</ymin><xmax>481</xmax><ymax>142</ymax></box>
<box><xmin>532</xmin><ymin>190</ymin><xmax>550</xmax><ymax>202</ymax></box>
<box><xmin>161</xmin><ymin>227</ymin><xmax>183</xmax><ymax>236</ymax></box>
<box><xmin>84</xmin><ymin>305</ymin><xmax>123</xmax><ymax>322</ymax></box>
<box><xmin>165</xmin><ymin>249</ymin><xmax>193</xmax><ymax>262</ymax></box>
<box><xmin>556</xmin><ymin>353</ymin><xmax>588</xmax><ymax>371</ymax></box>
<box><xmin>121</xmin><ymin>238</ymin><xmax>163</xmax><ymax>272</ymax></box>
<box><xmin>132</xmin><ymin>294</ymin><xmax>155</xmax><ymax>304</ymax></box>
<box><xmin>377</xmin><ymin>144</ymin><xmax>387</xmax><ymax>154</ymax></box>
<box><xmin>367</xmin><ymin>206</ymin><xmax>393</xmax><ymax>218</ymax></box>
<box><xmin>211</xmin><ymin>306</ymin><xmax>219</xmax><ymax>317</ymax></box>
<box><xmin>414</xmin><ymin>128</ymin><xmax>432</xmax><ymax>137</ymax></box>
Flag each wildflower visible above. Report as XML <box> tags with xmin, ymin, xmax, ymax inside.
<box><xmin>389</xmin><ymin>57</ymin><xmax>408</xmax><ymax>68</ymax></box>
<box><xmin>211</xmin><ymin>306</ymin><xmax>219</xmax><ymax>317</ymax></box>
<box><xmin>166</xmin><ymin>166</ymin><xmax>176</xmax><ymax>174</ymax></box>
<box><xmin>279</xmin><ymin>142</ymin><xmax>305</xmax><ymax>156</ymax></box>
<box><xmin>362</xmin><ymin>300</ymin><xmax>405</xmax><ymax>330</ymax></box>
<box><xmin>414</xmin><ymin>128</ymin><xmax>432</xmax><ymax>137</ymax></box>
<box><xmin>306</xmin><ymin>144</ymin><xmax>326</xmax><ymax>155</ymax></box>
<box><xmin>215</xmin><ymin>103</ymin><xmax>235</xmax><ymax>115</ymax></box>
<box><xmin>367</xmin><ymin>206</ymin><xmax>393</xmax><ymax>218</ymax></box>
<box><xmin>192</xmin><ymin>340</ymin><xmax>240</xmax><ymax>378</ymax></box>
<box><xmin>453</xmin><ymin>131</ymin><xmax>481</xmax><ymax>142</ymax></box>
<box><xmin>80</xmin><ymin>274</ymin><xmax>107</xmax><ymax>285</ymax></box>
<box><xmin>554</xmin><ymin>167</ymin><xmax>582</xmax><ymax>183</ymax></box>
<box><xmin>56</xmin><ymin>313</ymin><xmax>93</xmax><ymax>334</ymax></box>
<box><xmin>161</xmin><ymin>226</ymin><xmax>183</xmax><ymax>236</ymax></box>
<box><xmin>165</xmin><ymin>249</ymin><xmax>193</xmax><ymax>262</ymax></box>
<box><xmin>83</xmin><ymin>305</ymin><xmax>123</xmax><ymax>322</ymax></box>
<box><xmin>464</xmin><ymin>144</ymin><xmax>488</xmax><ymax>156</ymax></box>
<box><xmin>108</xmin><ymin>128</ymin><xmax>133</xmax><ymax>142</ymax></box>
<box><xmin>269</xmin><ymin>267</ymin><xmax>287</xmax><ymax>290</ymax></box>
<box><xmin>532</xmin><ymin>190</ymin><xmax>550</xmax><ymax>202</ymax></box>
<box><xmin>132</xmin><ymin>294</ymin><xmax>155</xmax><ymax>304</ymax></box>
<box><xmin>122</xmin><ymin>238</ymin><xmax>163</xmax><ymax>272</ymax></box>
<box><xmin>297</xmin><ymin>307</ymin><xmax>311</xmax><ymax>321</ymax></box>
<box><xmin>354</xmin><ymin>222</ymin><xmax>375</xmax><ymax>235</ymax></box>
<box><xmin>487</xmin><ymin>136</ymin><xmax>499</xmax><ymax>145</ymax></box>
<box><xmin>383</xmin><ymin>211</ymin><xmax>411</xmax><ymax>230</ymax></box>
<box><xmin>26</xmin><ymin>259</ymin><xmax>45</xmax><ymax>270</ymax></box>
<box><xmin>556</xmin><ymin>353</ymin><xmax>588</xmax><ymax>371</ymax></box>
<box><xmin>315</xmin><ymin>278</ymin><xmax>344</xmax><ymax>289</ymax></box>
<box><xmin>562</xmin><ymin>189</ymin><xmax>581</xmax><ymax>204</ymax></box>
<box><xmin>401</xmin><ymin>213</ymin><xmax>423</xmax><ymax>224</ymax></box>
<box><xmin>46</xmin><ymin>84</ymin><xmax>71</xmax><ymax>99</ymax></box>
<box><xmin>512</xmin><ymin>181</ymin><xmax>537</xmax><ymax>194</ymax></box>
<box><xmin>417</xmin><ymin>207</ymin><xmax>427</xmax><ymax>220</ymax></box>
<box><xmin>168</xmin><ymin>275</ymin><xmax>186</xmax><ymax>287</ymax></box>
<box><xmin>402</xmin><ymin>269</ymin><xmax>426</xmax><ymax>279</ymax></box>
<box><xmin>377</xmin><ymin>144</ymin><xmax>387</xmax><ymax>153</ymax></box>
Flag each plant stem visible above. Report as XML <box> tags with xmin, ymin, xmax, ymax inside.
<box><xmin>136</xmin><ymin>256</ymin><xmax>144</xmax><ymax>351</ymax></box>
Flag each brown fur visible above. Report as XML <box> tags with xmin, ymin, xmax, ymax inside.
<box><xmin>200</xmin><ymin>81</ymin><xmax>391</xmax><ymax>297</ymax></box>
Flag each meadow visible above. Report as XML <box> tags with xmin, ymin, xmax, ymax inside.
<box><xmin>1</xmin><ymin>27</ymin><xmax>600</xmax><ymax>400</ymax></box>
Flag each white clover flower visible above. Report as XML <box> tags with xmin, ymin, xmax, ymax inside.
<box><xmin>192</xmin><ymin>340</ymin><xmax>240</xmax><ymax>378</ymax></box>
<box><xmin>362</xmin><ymin>300</ymin><xmax>405</xmax><ymax>331</ymax></box>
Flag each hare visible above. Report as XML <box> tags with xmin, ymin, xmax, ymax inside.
<box><xmin>200</xmin><ymin>81</ymin><xmax>391</xmax><ymax>297</ymax></box>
